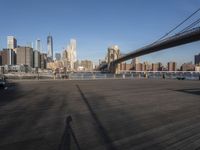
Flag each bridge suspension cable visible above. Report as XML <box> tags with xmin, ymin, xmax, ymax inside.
<box><xmin>179</xmin><ymin>18</ymin><xmax>200</xmax><ymax>33</ymax></box>
<box><xmin>155</xmin><ymin>7</ymin><xmax>200</xmax><ymax>42</ymax></box>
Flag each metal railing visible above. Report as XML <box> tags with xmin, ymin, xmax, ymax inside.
<box><xmin>2</xmin><ymin>71</ymin><xmax>200</xmax><ymax>80</ymax></box>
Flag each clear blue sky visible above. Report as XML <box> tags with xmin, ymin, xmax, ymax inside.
<box><xmin>0</xmin><ymin>0</ymin><xmax>200</xmax><ymax>66</ymax></box>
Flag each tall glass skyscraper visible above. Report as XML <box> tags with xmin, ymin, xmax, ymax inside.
<box><xmin>35</xmin><ymin>39</ymin><xmax>41</xmax><ymax>51</ymax></box>
<box><xmin>47</xmin><ymin>35</ymin><xmax>53</xmax><ymax>59</ymax></box>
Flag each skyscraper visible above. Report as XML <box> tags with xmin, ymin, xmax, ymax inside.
<box><xmin>35</xmin><ymin>39</ymin><xmax>41</xmax><ymax>51</ymax></box>
<box><xmin>47</xmin><ymin>35</ymin><xmax>53</xmax><ymax>59</ymax></box>
<box><xmin>7</xmin><ymin>36</ymin><xmax>17</xmax><ymax>49</ymax></box>
<box><xmin>63</xmin><ymin>39</ymin><xmax>77</xmax><ymax>71</ymax></box>
<box><xmin>70</xmin><ymin>39</ymin><xmax>77</xmax><ymax>62</ymax></box>
<box><xmin>195</xmin><ymin>53</ymin><xmax>200</xmax><ymax>65</ymax></box>
<box><xmin>33</xmin><ymin>50</ymin><xmax>41</xmax><ymax>68</ymax></box>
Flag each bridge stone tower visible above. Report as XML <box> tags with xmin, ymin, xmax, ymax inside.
<box><xmin>107</xmin><ymin>45</ymin><xmax>120</xmax><ymax>73</ymax></box>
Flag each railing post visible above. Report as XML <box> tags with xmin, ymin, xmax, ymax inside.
<box><xmin>131</xmin><ymin>73</ymin><xmax>133</xmax><ymax>79</ymax></box>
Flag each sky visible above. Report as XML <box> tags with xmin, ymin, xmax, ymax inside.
<box><xmin>0</xmin><ymin>0</ymin><xmax>200</xmax><ymax>66</ymax></box>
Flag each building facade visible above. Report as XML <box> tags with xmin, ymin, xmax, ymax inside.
<box><xmin>152</xmin><ymin>63</ymin><xmax>162</xmax><ymax>71</ymax></box>
<box><xmin>80</xmin><ymin>60</ymin><xmax>93</xmax><ymax>71</ymax></box>
<box><xmin>120</xmin><ymin>63</ymin><xmax>132</xmax><ymax>71</ymax></box>
<box><xmin>181</xmin><ymin>62</ymin><xmax>195</xmax><ymax>71</ymax></box>
<box><xmin>16</xmin><ymin>47</ymin><xmax>33</xmax><ymax>67</ymax></box>
<box><xmin>7</xmin><ymin>36</ymin><xmax>17</xmax><ymax>49</ymax></box>
<box><xmin>195</xmin><ymin>66</ymin><xmax>200</xmax><ymax>71</ymax></box>
<box><xmin>33</xmin><ymin>50</ymin><xmax>41</xmax><ymax>68</ymax></box>
<box><xmin>131</xmin><ymin>57</ymin><xmax>144</xmax><ymax>71</ymax></box>
<box><xmin>142</xmin><ymin>62</ymin><xmax>152</xmax><ymax>71</ymax></box>
<box><xmin>62</xmin><ymin>39</ymin><xmax>77</xmax><ymax>71</ymax></box>
<box><xmin>195</xmin><ymin>53</ymin><xmax>200</xmax><ymax>65</ymax></box>
<box><xmin>40</xmin><ymin>53</ymin><xmax>47</xmax><ymax>70</ymax></box>
<box><xmin>47</xmin><ymin>35</ymin><xmax>53</xmax><ymax>59</ymax></box>
<box><xmin>0</xmin><ymin>49</ymin><xmax>16</xmax><ymax>65</ymax></box>
<box><xmin>35</xmin><ymin>39</ymin><xmax>41</xmax><ymax>51</ymax></box>
<box><xmin>167</xmin><ymin>62</ymin><xmax>177</xmax><ymax>71</ymax></box>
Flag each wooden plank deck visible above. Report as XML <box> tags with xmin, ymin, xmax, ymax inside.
<box><xmin>0</xmin><ymin>79</ymin><xmax>199</xmax><ymax>150</ymax></box>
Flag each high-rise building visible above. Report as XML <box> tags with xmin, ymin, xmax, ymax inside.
<box><xmin>131</xmin><ymin>57</ymin><xmax>139</xmax><ymax>71</ymax></box>
<box><xmin>16</xmin><ymin>46</ymin><xmax>33</xmax><ymax>67</ymax></box>
<box><xmin>70</xmin><ymin>39</ymin><xmax>77</xmax><ymax>62</ymax></box>
<box><xmin>81</xmin><ymin>60</ymin><xmax>93</xmax><ymax>71</ymax></box>
<box><xmin>33</xmin><ymin>50</ymin><xmax>41</xmax><ymax>68</ymax></box>
<box><xmin>55</xmin><ymin>53</ymin><xmax>61</xmax><ymax>61</ymax></box>
<box><xmin>136</xmin><ymin>63</ymin><xmax>143</xmax><ymax>71</ymax></box>
<box><xmin>62</xmin><ymin>39</ymin><xmax>77</xmax><ymax>71</ymax></box>
<box><xmin>62</xmin><ymin>50</ymin><xmax>70</xmax><ymax>69</ymax></box>
<box><xmin>47</xmin><ymin>35</ymin><xmax>53</xmax><ymax>59</ymax></box>
<box><xmin>158</xmin><ymin>62</ymin><xmax>162</xmax><ymax>71</ymax></box>
<box><xmin>181</xmin><ymin>62</ymin><xmax>195</xmax><ymax>71</ymax></box>
<box><xmin>0</xmin><ymin>49</ymin><xmax>16</xmax><ymax>65</ymax></box>
<box><xmin>167</xmin><ymin>62</ymin><xmax>177</xmax><ymax>71</ymax></box>
<box><xmin>152</xmin><ymin>63</ymin><xmax>158</xmax><ymax>71</ymax></box>
<box><xmin>35</xmin><ymin>39</ymin><xmax>41</xmax><ymax>51</ymax></box>
<box><xmin>7</xmin><ymin>36</ymin><xmax>17</xmax><ymax>49</ymax></box>
<box><xmin>131</xmin><ymin>57</ymin><xmax>143</xmax><ymax>71</ymax></box>
<box><xmin>40</xmin><ymin>53</ymin><xmax>47</xmax><ymax>70</ymax></box>
<box><xmin>0</xmin><ymin>50</ymin><xmax>7</xmax><ymax>65</ymax></box>
<box><xmin>195</xmin><ymin>53</ymin><xmax>200</xmax><ymax>65</ymax></box>
<box><xmin>74</xmin><ymin>60</ymin><xmax>79</xmax><ymax>70</ymax></box>
<box><xmin>152</xmin><ymin>62</ymin><xmax>162</xmax><ymax>71</ymax></box>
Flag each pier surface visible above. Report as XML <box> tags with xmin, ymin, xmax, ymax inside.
<box><xmin>0</xmin><ymin>79</ymin><xmax>200</xmax><ymax>150</ymax></box>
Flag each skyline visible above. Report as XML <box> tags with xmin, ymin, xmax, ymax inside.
<box><xmin>0</xmin><ymin>0</ymin><xmax>200</xmax><ymax>65</ymax></box>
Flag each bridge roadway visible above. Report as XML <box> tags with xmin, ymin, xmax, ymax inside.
<box><xmin>0</xmin><ymin>79</ymin><xmax>200</xmax><ymax>150</ymax></box>
<box><xmin>100</xmin><ymin>27</ymin><xmax>200</xmax><ymax>71</ymax></box>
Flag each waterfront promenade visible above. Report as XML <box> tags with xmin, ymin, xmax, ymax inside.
<box><xmin>0</xmin><ymin>79</ymin><xmax>200</xmax><ymax>150</ymax></box>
